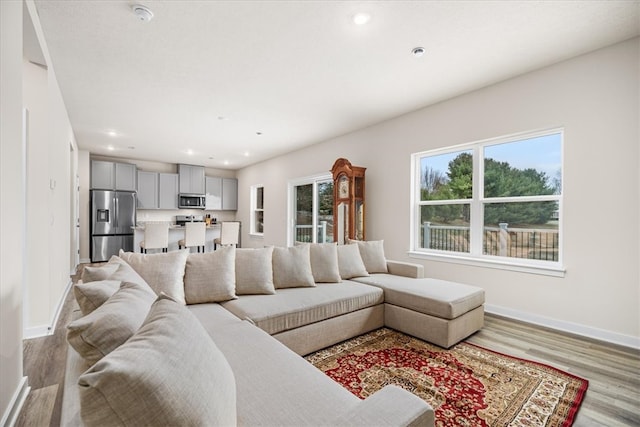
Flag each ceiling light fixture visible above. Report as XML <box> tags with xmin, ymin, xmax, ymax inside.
<box><xmin>412</xmin><ymin>47</ymin><xmax>426</xmax><ymax>57</ymax></box>
<box><xmin>106</xmin><ymin>130</ymin><xmax>117</xmax><ymax>137</ymax></box>
<box><xmin>223</xmin><ymin>160</ymin><xmax>230</xmax><ymax>166</ymax></box>
<box><xmin>186</xmin><ymin>149</ymin><xmax>193</xmax><ymax>155</ymax></box>
<box><xmin>107</xmin><ymin>145</ymin><xmax>115</xmax><ymax>151</ymax></box>
<box><xmin>352</xmin><ymin>13</ymin><xmax>371</xmax><ymax>26</ymax></box>
<box><xmin>256</xmin><ymin>131</ymin><xmax>262</xmax><ymax>136</ymax></box>
<box><xmin>132</xmin><ymin>4</ymin><xmax>154</xmax><ymax>22</ymax></box>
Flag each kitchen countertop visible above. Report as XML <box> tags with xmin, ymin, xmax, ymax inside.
<box><xmin>133</xmin><ymin>224</ymin><xmax>221</xmax><ymax>230</ymax></box>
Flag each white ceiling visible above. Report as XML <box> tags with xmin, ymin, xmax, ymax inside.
<box><xmin>33</xmin><ymin>1</ymin><xmax>639</xmax><ymax>170</ymax></box>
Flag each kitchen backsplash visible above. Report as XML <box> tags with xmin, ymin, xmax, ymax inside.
<box><xmin>136</xmin><ymin>209</ymin><xmax>236</xmax><ymax>225</ymax></box>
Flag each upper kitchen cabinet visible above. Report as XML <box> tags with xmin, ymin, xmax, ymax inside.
<box><xmin>137</xmin><ymin>171</ymin><xmax>158</xmax><ymax>209</ymax></box>
<box><xmin>205</xmin><ymin>176</ymin><xmax>222</xmax><ymax>210</ymax></box>
<box><xmin>159</xmin><ymin>173</ymin><xmax>179</xmax><ymax>209</ymax></box>
<box><xmin>91</xmin><ymin>160</ymin><xmax>136</xmax><ymax>190</ymax></box>
<box><xmin>222</xmin><ymin>178</ymin><xmax>238</xmax><ymax>211</ymax></box>
<box><xmin>178</xmin><ymin>164</ymin><xmax>205</xmax><ymax>194</ymax></box>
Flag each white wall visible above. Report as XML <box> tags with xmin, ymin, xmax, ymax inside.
<box><xmin>0</xmin><ymin>1</ymin><xmax>26</xmax><ymax>424</ymax></box>
<box><xmin>21</xmin><ymin>0</ymin><xmax>77</xmax><ymax>338</ymax></box>
<box><xmin>237</xmin><ymin>38</ymin><xmax>640</xmax><ymax>346</ymax></box>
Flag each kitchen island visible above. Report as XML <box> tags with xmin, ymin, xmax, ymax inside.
<box><xmin>133</xmin><ymin>223</ymin><xmax>222</xmax><ymax>253</ymax></box>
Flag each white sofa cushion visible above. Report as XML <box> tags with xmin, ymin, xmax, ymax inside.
<box><xmin>221</xmin><ymin>281</ymin><xmax>383</xmax><ymax>335</ymax></box>
<box><xmin>235</xmin><ymin>247</ymin><xmax>276</xmax><ymax>295</ymax></box>
<box><xmin>337</xmin><ymin>244</ymin><xmax>369</xmax><ymax>279</ymax></box>
<box><xmin>273</xmin><ymin>245</ymin><xmax>315</xmax><ymax>289</ymax></box>
<box><xmin>184</xmin><ymin>246</ymin><xmax>237</xmax><ymax>304</ymax></box>
<box><xmin>80</xmin><ymin>263</ymin><xmax>119</xmax><ymax>282</ymax></box>
<box><xmin>67</xmin><ymin>281</ymin><xmax>156</xmax><ymax>364</ymax></box>
<box><xmin>118</xmin><ymin>249</ymin><xmax>189</xmax><ymax>304</ymax></box>
<box><xmin>353</xmin><ymin>240</ymin><xmax>388</xmax><ymax>273</ymax></box>
<box><xmin>78</xmin><ymin>295</ymin><xmax>237</xmax><ymax>427</ymax></box>
<box><xmin>309</xmin><ymin>243</ymin><xmax>341</xmax><ymax>283</ymax></box>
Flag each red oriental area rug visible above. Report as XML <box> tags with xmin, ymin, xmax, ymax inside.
<box><xmin>305</xmin><ymin>328</ymin><xmax>588</xmax><ymax>427</ymax></box>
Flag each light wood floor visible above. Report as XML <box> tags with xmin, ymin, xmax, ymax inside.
<box><xmin>16</xmin><ymin>267</ymin><xmax>640</xmax><ymax>427</ymax></box>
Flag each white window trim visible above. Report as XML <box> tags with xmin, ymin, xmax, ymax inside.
<box><xmin>287</xmin><ymin>173</ymin><xmax>332</xmax><ymax>247</ymax></box>
<box><xmin>250</xmin><ymin>184</ymin><xmax>264</xmax><ymax>237</ymax></box>
<box><xmin>410</xmin><ymin>128</ymin><xmax>565</xmax><ymax>277</ymax></box>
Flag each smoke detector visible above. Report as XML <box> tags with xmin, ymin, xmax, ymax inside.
<box><xmin>132</xmin><ymin>4</ymin><xmax>154</xmax><ymax>22</ymax></box>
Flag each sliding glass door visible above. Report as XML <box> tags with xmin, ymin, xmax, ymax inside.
<box><xmin>290</xmin><ymin>176</ymin><xmax>334</xmax><ymax>245</ymax></box>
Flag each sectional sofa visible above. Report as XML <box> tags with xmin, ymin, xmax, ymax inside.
<box><xmin>61</xmin><ymin>241</ymin><xmax>485</xmax><ymax>426</ymax></box>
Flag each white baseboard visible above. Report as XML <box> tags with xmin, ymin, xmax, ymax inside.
<box><xmin>23</xmin><ymin>279</ymin><xmax>73</xmax><ymax>340</ymax></box>
<box><xmin>485</xmin><ymin>303</ymin><xmax>640</xmax><ymax>350</ymax></box>
<box><xmin>0</xmin><ymin>376</ymin><xmax>29</xmax><ymax>427</ymax></box>
<box><xmin>80</xmin><ymin>258</ymin><xmax>90</xmax><ymax>264</ymax></box>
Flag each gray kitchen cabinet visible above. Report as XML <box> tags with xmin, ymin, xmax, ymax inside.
<box><xmin>159</xmin><ymin>173</ymin><xmax>179</xmax><ymax>209</ymax></box>
<box><xmin>178</xmin><ymin>164</ymin><xmax>205</xmax><ymax>194</ymax></box>
<box><xmin>222</xmin><ymin>178</ymin><xmax>238</xmax><ymax>211</ymax></box>
<box><xmin>91</xmin><ymin>160</ymin><xmax>137</xmax><ymax>190</ymax></box>
<box><xmin>137</xmin><ymin>171</ymin><xmax>158</xmax><ymax>209</ymax></box>
<box><xmin>91</xmin><ymin>160</ymin><xmax>115</xmax><ymax>190</ymax></box>
<box><xmin>115</xmin><ymin>163</ymin><xmax>137</xmax><ymax>191</ymax></box>
<box><xmin>205</xmin><ymin>176</ymin><xmax>222</xmax><ymax>210</ymax></box>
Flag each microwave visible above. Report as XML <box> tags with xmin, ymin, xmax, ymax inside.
<box><xmin>178</xmin><ymin>193</ymin><xmax>206</xmax><ymax>209</ymax></box>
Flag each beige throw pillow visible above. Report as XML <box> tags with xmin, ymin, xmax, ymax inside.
<box><xmin>337</xmin><ymin>244</ymin><xmax>369</xmax><ymax>279</ymax></box>
<box><xmin>67</xmin><ymin>282</ymin><xmax>157</xmax><ymax>365</ymax></box>
<box><xmin>235</xmin><ymin>247</ymin><xmax>275</xmax><ymax>295</ymax></box>
<box><xmin>184</xmin><ymin>246</ymin><xmax>237</xmax><ymax>304</ymax></box>
<box><xmin>80</xmin><ymin>263</ymin><xmax>119</xmax><ymax>283</ymax></box>
<box><xmin>273</xmin><ymin>245</ymin><xmax>315</xmax><ymax>289</ymax></box>
<box><xmin>309</xmin><ymin>243</ymin><xmax>341</xmax><ymax>283</ymax></box>
<box><xmin>78</xmin><ymin>295</ymin><xmax>237</xmax><ymax>427</ymax></box>
<box><xmin>73</xmin><ymin>280</ymin><xmax>121</xmax><ymax>316</ymax></box>
<box><xmin>118</xmin><ymin>249</ymin><xmax>189</xmax><ymax>304</ymax></box>
<box><xmin>353</xmin><ymin>240</ymin><xmax>388</xmax><ymax>273</ymax></box>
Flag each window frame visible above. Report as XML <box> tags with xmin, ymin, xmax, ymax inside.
<box><xmin>409</xmin><ymin>128</ymin><xmax>565</xmax><ymax>277</ymax></box>
<box><xmin>287</xmin><ymin>173</ymin><xmax>333</xmax><ymax>246</ymax></box>
<box><xmin>250</xmin><ymin>184</ymin><xmax>264</xmax><ymax>237</ymax></box>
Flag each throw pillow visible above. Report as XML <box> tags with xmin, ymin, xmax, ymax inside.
<box><xmin>353</xmin><ymin>240</ymin><xmax>388</xmax><ymax>273</ymax></box>
<box><xmin>80</xmin><ymin>263</ymin><xmax>119</xmax><ymax>283</ymax></box>
<box><xmin>184</xmin><ymin>246</ymin><xmax>237</xmax><ymax>304</ymax></box>
<box><xmin>73</xmin><ymin>280</ymin><xmax>121</xmax><ymax>316</ymax></box>
<box><xmin>272</xmin><ymin>245</ymin><xmax>315</xmax><ymax>289</ymax></box>
<box><xmin>235</xmin><ymin>247</ymin><xmax>275</xmax><ymax>295</ymax></box>
<box><xmin>337</xmin><ymin>244</ymin><xmax>369</xmax><ymax>279</ymax></box>
<box><xmin>309</xmin><ymin>243</ymin><xmax>341</xmax><ymax>283</ymax></box>
<box><xmin>67</xmin><ymin>281</ymin><xmax>157</xmax><ymax>365</ymax></box>
<box><xmin>78</xmin><ymin>295</ymin><xmax>237</xmax><ymax>427</ymax></box>
<box><xmin>118</xmin><ymin>249</ymin><xmax>189</xmax><ymax>304</ymax></box>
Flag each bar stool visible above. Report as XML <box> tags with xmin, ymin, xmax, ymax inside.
<box><xmin>179</xmin><ymin>222</ymin><xmax>206</xmax><ymax>253</ymax></box>
<box><xmin>140</xmin><ymin>223</ymin><xmax>169</xmax><ymax>254</ymax></box>
<box><xmin>213</xmin><ymin>221</ymin><xmax>240</xmax><ymax>250</ymax></box>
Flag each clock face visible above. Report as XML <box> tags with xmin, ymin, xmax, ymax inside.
<box><xmin>338</xmin><ymin>176</ymin><xmax>349</xmax><ymax>199</ymax></box>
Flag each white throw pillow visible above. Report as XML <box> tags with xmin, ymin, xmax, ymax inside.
<box><xmin>73</xmin><ymin>280</ymin><xmax>121</xmax><ymax>316</ymax></box>
<box><xmin>353</xmin><ymin>240</ymin><xmax>388</xmax><ymax>273</ymax></box>
<box><xmin>337</xmin><ymin>244</ymin><xmax>369</xmax><ymax>279</ymax></box>
<box><xmin>80</xmin><ymin>263</ymin><xmax>119</xmax><ymax>283</ymax></box>
<box><xmin>184</xmin><ymin>246</ymin><xmax>237</xmax><ymax>304</ymax></box>
<box><xmin>273</xmin><ymin>245</ymin><xmax>315</xmax><ymax>289</ymax></box>
<box><xmin>78</xmin><ymin>295</ymin><xmax>237</xmax><ymax>427</ymax></box>
<box><xmin>67</xmin><ymin>282</ymin><xmax>157</xmax><ymax>364</ymax></box>
<box><xmin>235</xmin><ymin>247</ymin><xmax>275</xmax><ymax>295</ymax></box>
<box><xmin>309</xmin><ymin>243</ymin><xmax>341</xmax><ymax>283</ymax></box>
<box><xmin>118</xmin><ymin>249</ymin><xmax>189</xmax><ymax>304</ymax></box>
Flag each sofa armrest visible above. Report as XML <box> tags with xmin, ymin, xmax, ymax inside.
<box><xmin>330</xmin><ymin>385</ymin><xmax>434</xmax><ymax>426</ymax></box>
<box><xmin>386</xmin><ymin>260</ymin><xmax>424</xmax><ymax>279</ymax></box>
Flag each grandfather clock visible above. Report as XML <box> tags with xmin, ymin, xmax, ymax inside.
<box><xmin>331</xmin><ymin>158</ymin><xmax>366</xmax><ymax>244</ymax></box>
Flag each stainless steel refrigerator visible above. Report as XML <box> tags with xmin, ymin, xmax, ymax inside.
<box><xmin>91</xmin><ymin>190</ymin><xmax>136</xmax><ymax>262</ymax></box>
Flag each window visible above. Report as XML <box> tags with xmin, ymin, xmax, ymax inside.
<box><xmin>250</xmin><ymin>185</ymin><xmax>264</xmax><ymax>235</ymax></box>
<box><xmin>411</xmin><ymin>129</ymin><xmax>563</xmax><ymax>275</ymax></box>
<box><xmin>288</xmin><ymin>175</ymin><xmax>334</xmax><ymax>245</ymax></box>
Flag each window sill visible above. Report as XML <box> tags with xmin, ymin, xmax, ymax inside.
<box><xmin>407</xmin><ymin>251</ymin><xmax>566</xmax><ymax>277</ymax></box>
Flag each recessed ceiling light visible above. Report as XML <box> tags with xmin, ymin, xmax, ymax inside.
<box><xmin>243</xmin><ymin>151</ymin><xmax>250</xmax><ymax>157</ymax></box>
<box><xmin>106</xmin><ymin>130</ymin><xmax>118</xmax><ymax>137</ymax></box>
<box><xmin>186</xmin><ymin>149</ymin><xmax>193</xmax><ymax>155</ymax></box>
<box><xmin>412</xmin><ymin>47</ymin><xmax>426</xmax><ymax>57</ymax></box>
<box><xmin>256</xmin><ymin>131</ymin><xmax>262</xmax><ymax>136</ymax></box>
<box><xmin>217</xmin><ymin>116</ymin><xmax>229</xmax><ymax>121</ymax></box>
<box><xmin>107</xmin><ymin>145</ymin><xmax>115</xmax><ymax>151</ymax></box>
<box><xmin>208</xmin><ymin>156</ymin><xmax>214</xmax><ymax>160</ymax></box>
<box><xmin>223</xmin><ymin>160</ymin><xmax>230</xmax><ymax>166</ymax></box>
<box><xmin>352</xmin><ymin>13</ymin><xmax>371</xmax><ymax>26</ymax></box>
<box><xmin>127</xmin><ymin>146</ymin><xmax>135</xmax><ymax>150</ymax></box>
<box><xmin>132</xmin><ymin>4</ymin><xmax>154</xmax><ymax>22</ymax></box>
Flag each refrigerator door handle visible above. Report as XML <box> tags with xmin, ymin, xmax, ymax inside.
<box><xmin>114</xmin><ymin>196</ymin><xmax>118</xmax><ymax>231</ymax></box>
